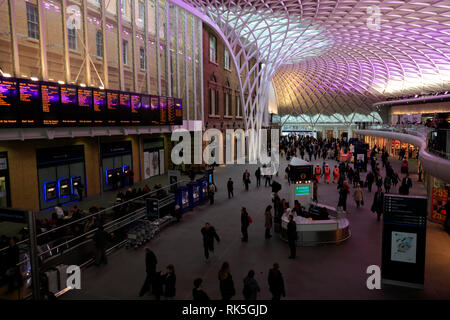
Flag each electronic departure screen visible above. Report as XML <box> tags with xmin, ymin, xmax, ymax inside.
<box><xmin>131</xmin><ymin>94</ymin><xmax>142</xmax><ymax>125</ymax></box>
<box><xmin>167</xmin><ymin>97</ymin><xmax>175</xmax><ymax>125</ymax></box>
<box><xmin>107</xmin><ymin>90</ymin><xmax>120</xmax><ymax>125</ymax></box>
<box><xmin>60</xmin><ymin>84</ymin><xmax>78</xmax><ymax>125</ymax></box>
<box><xmin>159</xmin><ymin>96</ymin><xmax>167</xmax><ymax>125</ymax></box>
<box><xmin>0</xmin><ymin>77</ymin><xmax>18</xmax><ymax>126</ymax></box>
<box><xmin>77</xmin><ymin>87</ymin><xmax>93</xmax><ymax>125</ymax></box>
<box><xmin>150</xmin><ymin>95</ymin><xmax>160</xmax><ymax>125</ymax></box>
<box><xmin>18</xmin><ymin>79</ymin><xmax>40</xmax><ymax>126</ymax></box>
<box><xmin>41</xmin><ymin>82</ymin><xmax>60</xmax><ymax>126</ymax></box>
<box><xmin>93</xmin><ymin>88</ymin><xmax>106</xmax><ymax>125</ymax></box>
<box><xmin>140</xmin><ymin>94</ymin><xmax>151</xmax><ymax>125</ymax></box>
<box><xmin>175</xmin><ymin>98</ymin><xmax>183</xmax><ymax>125</ymax></box>
<box><xmin>119</xmin><ymin>93</ymin><xmax>131</xmax><ymax>125</ymax></box>
<box><xmin>0</xmin><ymin>77</ymin><xmax>182</xmax><ymax>128</ymax></box>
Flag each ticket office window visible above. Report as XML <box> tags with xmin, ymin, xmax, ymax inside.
<box><xmin>102</xmin><ymin>154</ymin><xmax>132</xmax><ymax>191</ymax></box>
<box><xmin>38</xmin><ymin>162</ymin><xmax>86</xmax><ymax>210</ymax></box>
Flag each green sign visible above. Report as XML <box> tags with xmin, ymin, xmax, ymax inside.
<box><xmin>296</xmin><ymin>185</ymin><xmax>310</xmax><ymax>195</ymax></box>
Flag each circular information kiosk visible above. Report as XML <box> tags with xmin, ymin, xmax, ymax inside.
<box><xmin>280</xmin><ymin>204</ymin><xmax>351</xmax><ymax>246</ymax></box>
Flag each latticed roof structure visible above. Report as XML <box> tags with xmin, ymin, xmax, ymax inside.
<box><xmin>173</xmin><ymin>0</ymin><xmax>450</xmax><ymax>126</ymax></box>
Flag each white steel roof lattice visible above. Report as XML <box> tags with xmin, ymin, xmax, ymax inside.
<box><xmin>172</xmin><ymin>0</ymin><xmax>450</xmax><ymax>125</ymax></box>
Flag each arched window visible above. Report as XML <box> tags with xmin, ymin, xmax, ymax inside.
<box><xmin>96</xmin><ymin>31</ymin><xmax>103</xmax><ymax>57</ymax></box>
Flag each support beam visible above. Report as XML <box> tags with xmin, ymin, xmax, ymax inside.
<box><xmin>144</xmin><ymin>0</ymin><xmax>150</xmax><ymax>93</ymax></box>
<box><xmin>117</xmin><ymin>0</ymin><xmax>125</xmax><ymax>90</ymax></box>
<box><xmin>101</xmin><ymin>0</ymin><xmax>109</xmax><ymax>88</ymax></box>
<box><xmin>60</xmin><ymin>0</ymin><xmax>71</xmax><ymax>83</ymax></box>
<box><xmin>131</xmin><ymin>0</ymin><xmax>138</xmax><ymax>92</ymax></box>
<box><xmin>37</xmin><ymin>0</ymin><xmax>48</xmax><ymax>81</ymax></box>
<box><xmin>81</xmin><ymin>0</ymin><xmax>91</xmax><ymax>86</ymax></box>
<box><xmin>155</xmin><ymin>1</ymin><xmax>161</xmax><ymax>95</ymax></box>
<box><xmin>7</xmin><ymin>0</ymin><xmax>20</xmax><ymax>77</ymax></box>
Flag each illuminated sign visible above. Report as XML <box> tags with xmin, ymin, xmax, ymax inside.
<box><xmin>0</xmin><ymin>78</ymin><xmax>18</xmax><ymax>125</ymax></box>
<box><xmin>295</xmin><ymin>185</ymin><xmax>311</xmax><ymax>195</ymax></box>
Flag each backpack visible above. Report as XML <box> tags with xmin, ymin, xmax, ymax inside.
<box><xmin>247</xmin><ymin>215</ymin><xmax>253</xmax><ymax>223</ymax></box>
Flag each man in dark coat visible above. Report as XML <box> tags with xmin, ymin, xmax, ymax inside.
<box><xmin>287</xmin><ymin>215</ymin><xmax>297</xmax><ymax>259</ymax></box>
<box><xmin>139</xmin><ymin>248</ymin><xmax>158</xmax><ymax>297</ymax></box>
<box><xmin>371</xmin><ymin>187</ymin><xmax>384</xmax><ymax>221</ymax></box>
<box><xmin>241</xmin><ymin>207</ymin><xmax>250</xmax><ymax>242</ymax></box>
<box><xmin>268</xmin><ymin>263</ymin><xmax>286</xmax><ymax>300</ymax></box>
<box><xmin>366</xmin><ymin>171</ymin><xmax>375</xmax><ymax>192</ymax></box>
<box><xmin>243</xmin><ymin>170</ymin><xmax>251</xmax><ymax>191</ymax></box>
<box><xmin>93</xmin><ymin>225</ymin><xmax>113</xmax><ymax>266</ymax></box>
<box><xmin>227</xmin><ymin>178</ymin><xmax>234</xmax><ymax>199</ymax></box>
<box><xmin>201</xmin><ymin>223</ymin><xmax>220</xmax><ymax>260</ymax></box>
<box><xmin>255</xmin><ymin>167</ymin><xmax>261</xmax><ymax>187</ymax></box>
<box><xmin>192</xmin><ymin>278</ymin><xmax>210</xmax><ymax>301</ymax></box>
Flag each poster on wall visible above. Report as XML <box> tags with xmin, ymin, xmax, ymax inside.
<box><xmin>144</xmin><ymin>151</ymin><xmax>151</xmax><ymax>179</ymax></box>
<box><xmin>390</xmin><ymin>231</ymin><xmax>417</xmax><ymax>264</ymax></box>
<box><xmin>431</xmin><ymin>186</ymin><xmax>448</xmax><ymax>223</ymax></box>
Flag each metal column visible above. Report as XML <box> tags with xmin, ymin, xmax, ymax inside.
<box><xmin>27</xmin><ymin>211</ymin><xmax>40</xmax><ymax>300</ymax></box>
<box><xmin>131</xmin><ymin>0</ymin><xmax>138</xmax><ymax>92</ymax></box>
<box><xmin>117</xmin><ymin>0</ymin><xmax>125</xmax><ymax>90</ymax></box>
<box><xmin>143</xmin><ymin>0</ymin><xmax>150</xmax><ymax>93</ymax></box>
<box><xmin>100</xmin><ymin>0</ymin><xmax>109</xmax><ymax>88</ymax></box>
<box><xmin>60</xmin><ymin>0</ymin><xmax>71</xmax><ymax>83</ymax></box>
<box><xmin>155</xmin><ymin>1</ymin><xmax>161</xmax><ymax>95</ymax></box>
<box><xmin>37</xmin><ymin>0</ymin><xmax>48</xmax><ymax>80</ymax></box>
<box><xmin>7</xmin><ymin>0</ymin><xmax>20</xmax><ymax>77</ymax></box>
<box><xmin>81</xmin><ymin>0</ymin><xmax>91</xmax><ymax>86</ymax></box>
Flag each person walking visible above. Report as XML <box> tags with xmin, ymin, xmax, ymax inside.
<box><xmin>338</xmin><ymin>181</ymin><xmax>350</xmax><ymax>212</ymax></box>
<box><xmin>218</xmin><ymin>262</ymin><xmax>236</xmax><ymax>300</ymax></box>
<box><xmin>285</xmin><ymin>165</ymin><xmax>291</xmax><ymax>185</ymax></box>
<box><xmin>333</xmin><ymin>165</ymin><xmax>339</xmax><ymax>183</ymax></box>
<box><xmin>201</xmin><ymin>223</ymin><xmax>220</xmax><ymax>261</ymax></box>
<box><xmin>313</xmin><ymin>178</ymin><xmax>318</xmax><ymax>203</ymax></box>
<box><xmin>264</xmin><ymin>205</ymin><xmax>273</xmax><ymax>239</ymax></box>
<box><xmin>371</xmin><ymin>187</ymin><xmax>385</xmax><ymax>221</ymax></box>
<box><xmin>93</xmin><ymin>225</ymin><xmax>113</xmax><ymax>266</ymax></box>
<box><xmin>208</xmin><ymin>182</ymin><xmax>217</xmax><ymax>205</ymax></box>
<box><xmin>243</xmin><ymin>270</ymin><xmax>260</xmax><ymax>300</ymax></box>
<box><xmin>241</xmin><ymin>207</ymin><xmax>251</xmax><ymax>242</ymax></box>
<box><xmin>227</xmin><ymin>178</ymin><xmax>234</xmax><ymax>199</ymax></box>
<box><xmin>268</xmin><ymin>263</ymin><xmax>286</xmax><ymax>300</ymax></box>
<box><xmin>399</xmin><ymin>174</ymin><xmax>413</xmax><ymax>195</ymax></box>
<box><xmin>162</xmin><ymin>264</ymin><xmax>176</xmax><ymax>300</ymax></box>
<box><xmin>287</xmin><ymin>215</ymin><xmax>297</xmax><ymax>259</ymax></box>
<box><xmin>384</xmin><ymin>176</ymin><xmax>392</xmax><ymax>194</ymax></box>
<box><xmin>353</xmin><ymin>185</ymin><xmax>364</xmax><ymax>209</ymax></box>
<box><xmin>255</xmin><ymin>167</ymin><xmax>261</xmax><ymax>187</ymax></box>
<box><xmin>243</xmin><ymin>170</ymin><xmax>251</xmax><ymax>191</ymax></box>
<box><xmin>139</xmin><ymin>248</ymin><xmax>158</xmax><ymax>297</ymax></box>
<box><xmin>366</xmin><ymin>170</ymin><xmax>375</xmax><ymax>192</ymax></box>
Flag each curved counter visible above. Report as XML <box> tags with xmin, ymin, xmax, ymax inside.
<box><xmin>280</xmin><ymin>204</ymin><xmax>350</xmax><ymax>246</ymax></box>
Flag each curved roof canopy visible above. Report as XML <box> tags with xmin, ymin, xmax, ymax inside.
<box><xmin>180</xmin><ymin>0</ymin><xmax>450</xmax><ymax>119</ymax></box>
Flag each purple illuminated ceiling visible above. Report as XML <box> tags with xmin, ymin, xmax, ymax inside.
<box><xmin>178</xmin><ymin>0</ymin><xmax>450</xmax><ymax>118</ymax></box>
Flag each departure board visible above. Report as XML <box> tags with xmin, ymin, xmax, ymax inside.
<box><xmin>106</xmin><ymin>90</ymin><xmax>120</xmax><ymax>125</ymax></box>
<box><xmin>93</xmin><ymin>89</ymin><xmax>106</xmax><ymax>125</ymax></box>
<box><xmin>140</xmin><ymin>94</ymin><xmax>151</xmax><ymax>125</ymax></box>
<box><xmin>175</xmin><ymin>98</ymin><xmax>183</xmax><ymax>125</ymax></box>
<box><xmin>119</xmin><ymin>93</ymin><xmax>131</xmax><ymax>125</ymax></box>
<box><xmin>60</xmin><ymin>85</ymin><xmax>78</xmax><ymax>125</ymax></box>
<box><xmin>150</xmin><ymin>95</ymin><xmax>160</xmax><ymax>125</ymax></box>
<box><xmin>18</xmin><ymin>79</ymin><xmax>40</xmax><ymax>126</ymax></box>
<box><xmin>41</xmin><ymin>83</ymin><xmax>60</xmax><ymax>126</ymax></box>
<box><xmin>167</xmin><ymin>97</ymin><xmax>175</xmax><ymax>125</ymax></box>
<box><xmin>131</xmin><ymin>94</ymin><xmax>141</xmax><ymax>125</ymax></box>
<box><xmin>159</xmin><ymin>96</ymin><xmax>167</xmax><ymax>125</ymax></box>
<box><xmin>77</xmin><ymin>87</ymin><xmax>93</xmax><ymax>125</ymax></box>
<box><xmin>0</xmin><ymin>77</ymin><xmax>18</xmax><ymax>125</ymax></box>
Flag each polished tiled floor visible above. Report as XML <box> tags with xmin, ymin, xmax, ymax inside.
<box><xmin>62</xmin><ymin>154</ymin><xmax>450</xmax><ymax>300</ymax></box>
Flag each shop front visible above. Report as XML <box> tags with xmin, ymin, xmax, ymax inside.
<box><xmin>0</xmin><ymin>152</ymin><xmax>11</xmax><ymax>208</ymax></box>
<box><xmin>143</xmin><ymin>139</ymin><xmax>165</xmax><ymax>179</ymax></box>
<box><xmin>100</xmin><ymin>141</ymin><xmax>133</xmax><ymax>191</ymax></box>
<box><xmin>36</xmin><ymin>145</ymin><xmax>86</xmax><ymax>210</ymax></box>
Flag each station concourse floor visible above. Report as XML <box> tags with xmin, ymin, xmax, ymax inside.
<box><xmin>61</xmin><ymin>154</ymin><xmax>450</xmax><ymax>300</ymax></box>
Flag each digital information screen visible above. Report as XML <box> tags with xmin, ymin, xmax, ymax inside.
<box><xmin>131</xmin><ymin>94</ymin><xmax>142</xmax><ymax>125</ymax></box>
<box><xmin>119</xmin><ymin>93</ymin><xmax>131</xmax><ymax>125</ymax></box>
<box><xmin>296</xmin><ymin>185</ymin><xmax>311</xmax><ymax>195</ymax></box>
<box><xmin>167</xmin><ymin>97</ymin><xmax>175</xmax><ymax>125</ymax></box>
<box><xmin>77</xmin><ymin>87</ymin><xmax>93</xmax><ymax>125</ymax></box>
<box><xmin>0</xmin><ymin>77</ymin><xmax>18</xmax><ymax>125</ymax></box>
<box><xmin>19</xmin><ymin>79</ymin><xmax>40</xmax><ymax>125</ymax></box>
<box><xmin>175</xmin><ymin>98</ymin><xmax>183</xmax><ymax>125</ymax></box>
<box><xmin>151</xmin><ymin>95</ymin><xmax>160</xmax><ymax>125</ymax></box>
<box><xmin>93</xmin><ymin>89</ymin><xmax>106</xmax><ymax>125</ymax></box>
<box><xmin>107</xmin><ymin>90</ymin><xmax>120</xmax><ymax>125</ymax></box>
<box><xmin>159</xmin><ymin>96</ymin><xmax>167</xmax><ymax>125</ymax></box>
<box><xmin>41</xmin><ymin>82</ymin><xmax>60</xmax><ymax>126</ymax></box>
<box><xmin>60</xmin><ymin>85</ymin><xmax>78</xmax><ymax>125</ymax></box>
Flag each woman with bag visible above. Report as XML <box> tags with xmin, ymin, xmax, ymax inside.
<box><xmin>241</xmin><ymin>207</ymin><xmax>251</xmax><ymax>242</ymax></box>
<box><xmin>218</xmin><ymin>262</ymin><xmax>236</xmax><ymax>300</ymax></box>
<box><xmin>353</xmin><ymin>185</ymin><xmax>364</xmax><ymax>209</ymax></box>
